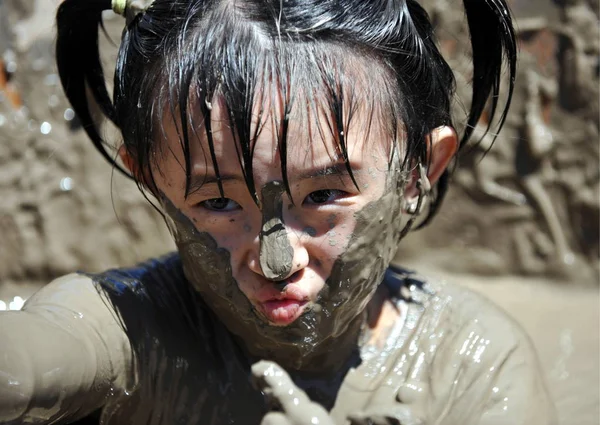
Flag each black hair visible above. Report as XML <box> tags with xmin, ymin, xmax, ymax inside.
<box><xmin>56</xmin><ymin>0</ymin><xmax>516</xmax><ymax>229</ymax></box>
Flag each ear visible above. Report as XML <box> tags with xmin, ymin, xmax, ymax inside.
<box><xmin>118</xmin><ymin>144</ymin><xmax>152</xmax><ymax>190</ymax></box>
<box><xmin>404</xmin><ymin>126</ymin><xmax>458</xmax><ymax>201</ymax></box>
<box><xmin>118</xmin><ymin>144</ymin><xmax>135</xmax><ymax>175</ymax></box>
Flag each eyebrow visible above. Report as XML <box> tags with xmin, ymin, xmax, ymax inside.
<box><xmin>188</xmin><ymin>163</ymin><xmax>353</xmax><ymax>194</ymax></box>
<box><xmin>295</xmin><ymin>162</ymin><xmax>351</xmax><ymax>181</ymax></box>
<box><xmin>188</xmin><ymin>173</ymin><xmax>242</xmax><ymax>194</ymax></box>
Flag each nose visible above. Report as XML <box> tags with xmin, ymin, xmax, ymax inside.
<box><xmin>247</xmin><ymin>228</ymin><xmax>309</xmax><ymax>281</ymax></box>
<box><xmin>256</xmin><ymin>181</ymin><xmax>308</xmax><ymax>281</ymax></box>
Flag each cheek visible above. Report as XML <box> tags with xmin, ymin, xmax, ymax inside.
<box><xmin>302</xmin><ymin>211</ymin><xmax>359</xmax><ymax>275</ymax></box>
<box><xmin>192</xmin><ymin>217</ymin><xmax>256</xmax><ymax>250</ymax></box>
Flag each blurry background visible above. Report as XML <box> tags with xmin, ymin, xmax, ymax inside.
<box><xmin>0</xmin><ymin>0</ymin><xmax>598</xmax><ymax>424</ymax></box>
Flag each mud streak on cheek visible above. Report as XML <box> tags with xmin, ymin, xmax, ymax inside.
<box><xmin>155</xmin><ymin>169</ymin><xmax>408</xmax><ymax>369</ymax></box>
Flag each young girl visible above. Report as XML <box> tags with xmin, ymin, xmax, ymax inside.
<box><xmin>0</xmin><ymin>0</ymin><xmax>555</xmax><ymax>424</ymax></box>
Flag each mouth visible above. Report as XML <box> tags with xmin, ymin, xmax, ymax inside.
<box><xmin>258</xmin><ymin>299</ymin><xmax>309</xmax><ymax>326</ymax></box>
<box><xmin>254</xmin><ymin>283</ymin><xmax>310</xmax><ymax>326</ymax></box>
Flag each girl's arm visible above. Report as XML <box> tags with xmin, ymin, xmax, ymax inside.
<box><xmin>0</xmin><ymin>274</ymin><xmax>133</xmax><ymax>424</ymax></box>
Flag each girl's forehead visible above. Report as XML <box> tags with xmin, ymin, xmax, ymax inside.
<box><xmin>160</xmin><ymin>94</ymin><xmax>394</xmax><ymax>178</ymax></box>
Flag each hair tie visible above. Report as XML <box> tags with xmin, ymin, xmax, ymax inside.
<box><xmin>111</xmin><ymin>0</ymin><xmax>155</xmax><ymax>24</ymax></box>
<box><xmin>111</xmin><ymin>0</ymin><xmax>127</xmax><ymax>15</ymax></box>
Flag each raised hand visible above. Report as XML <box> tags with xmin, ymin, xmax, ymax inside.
<box><xmin>251</xmin><ymin>360</ymin><xmax>336</xmax><ymax>425</ymax></box>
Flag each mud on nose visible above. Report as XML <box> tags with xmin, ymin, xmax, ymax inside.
<box><xmin>259</xmin><ymin>181</ymin><xmax>294</xmax><ymax>281</ymax></box>
<box><xmin>259</xmin><ymin>220</ymin><xmax>294</xmax><ymax>280</ymax></box>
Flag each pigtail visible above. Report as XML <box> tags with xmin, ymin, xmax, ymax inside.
<box><xmin>461</xmin><ymin>0</ymin><xmax>517</xmax><ymax>147</ymax></box>
<box><xmin>56</xmin><ymin>0</ymin><xmax>130</xmax><ymax>176</ymax></box>
<box><xmin>409</xmin><ymin>0</ymin><xmax>516</xmax><ymax>229</ymax></box>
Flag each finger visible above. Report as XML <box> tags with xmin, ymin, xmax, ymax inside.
<box><xmin>346</xmin><ymin>412</ymin><xmax>371</xmax><ymax>425</ymax></box>
<box><xmin>348</xmin><ymin>412</ymin><xmax>401</xmax><ymax>425</ymax></box>
<box><xmin>252</xmin><ymin>360</ymin><xmax>334</xmax><ymax>425</ymax></box>
<box><xmin>348</xmin><ymin>404</ymin><xmax>420</xmax><ymax>425</ymax></box>
<box><xmin>252</xmin><ymin>360</ymin><xmax>311</xmax><ymax>410</ymax></box>
<box><xmin>261</xmin><ymin>412</ymin><xmax>293</xmax><ymax>425</ymax></box>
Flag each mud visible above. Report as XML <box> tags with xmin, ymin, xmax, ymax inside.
<box><xmin>251</xmin><ymin>269</ymin><xmax>556</xmax><ymax>425</ymax></box>
<box><xmin>0</xmin><ymin>0</ymin><xmax>173</xmax><ymax>290</ymax></box>
<box><xmin>159</xmin><ymin>162</ymin><xmax>407</xmax><ymax>373</ymax></box>
<box><xmin>402</xmin><ymin>0</ymin><xmax>600</xmax><ymax>281</ymax></box>
<box><xmin>0</xmin><ymin>0</ymin><xmax>597</xmax><ymax>424</ymax></box>
<box><xmin>0</xmin><ymin>0</ymin><xmax>594</xmax><ymax>295</ymax></box>
<box><xmin>0</xmin><ymin>256</ymin><xmax>555</xmax><ymax>424</ymax></box>
<box><xmin>419</xmin><ymin>266</ymin><xmax>600</xmax><ymax>425</ymax></box>
<box><xmin>0</xmin><ymin>273</ymin><xmax>132</xmax><ymax>424</ymax></box>
<box><xmin>259</xmin><ymin>181</ymin><xmax>295</xmax><ymax>281</ymax></box>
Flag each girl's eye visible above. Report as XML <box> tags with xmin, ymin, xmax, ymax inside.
<box><xmin>200</xmin><ymin>198</ymin><xmax>241</xmax><ymax>212</ymax></box>
<box><xmin>304</xmin><ymin>189</ymin><xmax>345</xmax><ymax>205</ymax></box>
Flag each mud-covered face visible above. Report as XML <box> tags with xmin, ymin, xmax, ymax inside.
<box><xmin>151</xmin><ymin>95</ymin><xmax>408</xmax><ymax>363</ymax></box>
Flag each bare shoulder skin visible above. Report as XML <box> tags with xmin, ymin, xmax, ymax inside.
<box><xmin>0</xmin><ymin>273</ymin><xmax>132</xmax><ymax>424</ymax></box>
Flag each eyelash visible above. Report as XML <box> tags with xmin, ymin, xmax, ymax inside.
<box><xmin>200</xmin><ymin>198</ymin><xmax>241</xmax><ymax>212</ymax></box>
<box><xmin>198</xmin><ymin>189</ymin><xmax>348</xmax><ymax>212</ymax></box>
<box><xmin>303</xmin><ymin>189</ymin><xmax>347</xmax><ymax>206</ymax></box>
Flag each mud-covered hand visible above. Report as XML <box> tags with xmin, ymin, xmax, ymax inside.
<box><xmin>252</xmin><ymin>360</ymin><xmax>335</xmax><ymax>425</ymax></box>
<box><xmin>347</xmin><ymin>405</ymin><xmax>422</xmax><ymax>425</ymax></box>
<box><xmin>346</xmin><ymin>383</ymin><xmax>423</xmax><ymax>425</ymax></box>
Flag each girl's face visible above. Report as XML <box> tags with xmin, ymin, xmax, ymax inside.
<box><xmin>139</xmin><ymin>93</ymin><xmax>450</xmax><ymax>363</ymax></box>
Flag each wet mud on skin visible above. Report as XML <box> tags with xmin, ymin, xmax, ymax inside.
<box><xmin>243</xmin><ymin>270</ymin><xmax>556</xmax><ymax>425</ymax></box>
<box><xmin>259</xmin><ymin>181</ymin><xmax>295</xmax><ymax>281</ymax></box>
<box><xmin>159</xmin><ymin>167</ymin><xmax>408</xmax><ymax>372</ymax></box>
<box><xmin>0</xmin><ymin>1</ymin><xmax>594</xmax><ymax>424</ymax></box>
<box><xmin>0</xmin><ymin>242</ymin><xmax>556</xmax><ymax>424</ymax></box>
<box><xmin>0</xmin><ymin>163</ymin><xmax>555</xmax><ymax>424</ymax></box>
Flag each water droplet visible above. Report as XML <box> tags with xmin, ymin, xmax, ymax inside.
<box><xmin>32</xmin><ymin>58</ymin><xmax>46</xmax><ymax>71</ymax></box>
<box><xmin>9</xmin><ymin>296</ymin><xmax>25</xmax><ymax>311</ymax></box>
<box><xmin>16</xmin><ymin>106</ymin><xmax>29</xmax><ymax>121</ymax></box>
<box><xmin>48</xmin><ymin>95</ymin><xmax>60</xmax><ymax>108</ymax></box>
<box><xmin>44</xmin><ymin>74</ymin><xmax>60</xmax><ymax>86</ymax></box>
<box><xmin>5</xmin><ymin>61</ymin><xmax>17</xmax><ymax>73</ymax></box>
<box><xmin>0</xmin><ymin>300</ymin><xmax>6</xmax><ymax>311</ymax></box>
<box><xmin>563</xmin><ymin>252</ymin><xmax>575</xmax><ymax>265</ymax></box>
<box><xmin>40</xmin><ymin>121</ymin><xmax>52</xmax><ymax>135</ymax></box>
<box><xmin>28</xmin><ymin>120</ymin><xmax>36</xmax><ymax>131</ymax></box>
<box><xmin>0</xmin><ymin>114</ymin><xmax>6</xmax><ymax>127</ymax></box>
<box><xmin>3</xmin><ymin>50</ymin><xmax>17</xmax><ymax>74</ymax></box>
<box><xmin>64</xmin><ymin>108</ymin><xmax>75</xmax><ymax>121</ymax></box>
<box><xmin>60</xmin><ymin>177</ymin><xmax>73</xmax><ymax>191</ymax></box>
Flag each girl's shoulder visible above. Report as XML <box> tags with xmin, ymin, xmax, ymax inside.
<box><xmin>380</xmin><ymin>266</ymin><xmax>555</xmax><ymax>425</ymax></box>
<box><xmin>84</xmin><ymin>252</ymin><xmax>185</xmax><ymax>297</ymax></box>
<box><xmin>385</xmin><ymin>264</ymin><xmax>531</xmax><ymax>345</ymax></box>
<box><xmin>83</xmin><ymin>252</ymin><xmax>216</xmax><ymax>348</ymax></box>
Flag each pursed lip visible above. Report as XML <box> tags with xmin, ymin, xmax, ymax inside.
<box><xmin>253</xmin><ymin>284</ymin><xmax>311</xmax><ymax>326</ymax></box>
<box><xmin>254</xmin><ymin>283</ymin><xmax>309</xmax><ymax>303</ymax></box>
